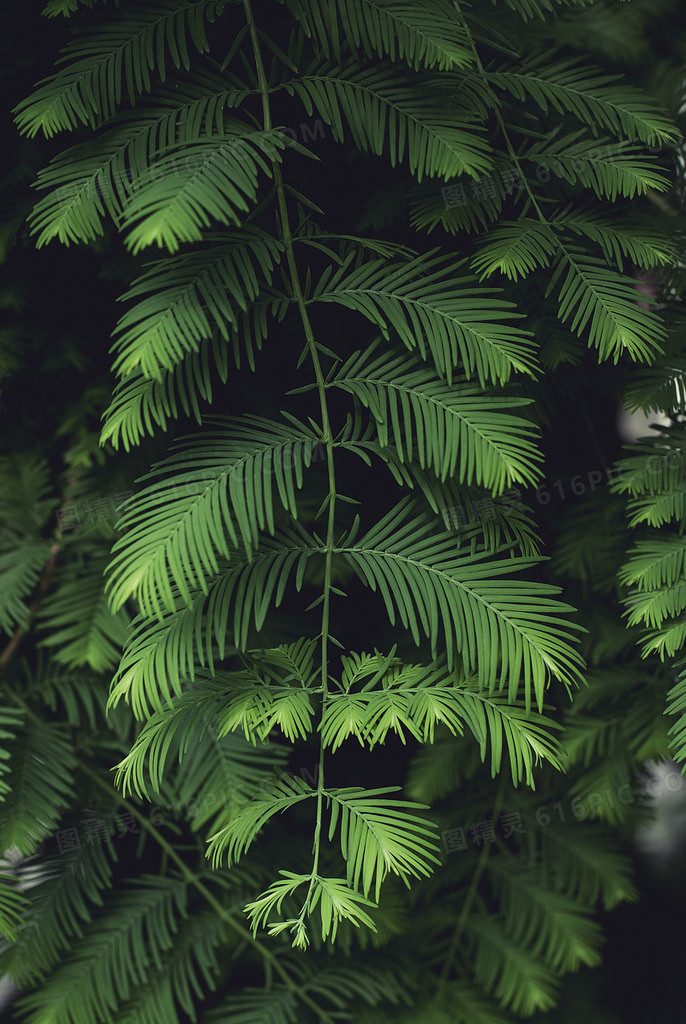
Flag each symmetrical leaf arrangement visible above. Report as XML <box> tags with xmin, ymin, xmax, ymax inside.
<box><xmin>0</xmin><ymin>0</ymin><xmax>684</xmax><ymax>1021</ymax></box>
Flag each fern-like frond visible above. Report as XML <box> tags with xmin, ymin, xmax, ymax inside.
<box><xmin>244</xmin><ymin>871</ymin><xmax>378</xmax><ymax>947</ymax></box>
<box><xmin>623</xmin><ymin>580</ymin><xmax>686</xmax><ymax>629</ymax></box>
<box><xmin>552</xmin><ymin>250</ymin><xmax>666</xmax><ymax>363</ymax></box>
<box><xmin>38</xmin><ymin>553</ymin><xmax>130</xmax><ymax>672</ymax></box>
<box><xmin>100</xmin><ymin>303</ymin><xmax>280</xmax><ymax>451</ymax></box>
<box><xmin>610</xmin><ymin>436</ymin><xmax>685</xmax><ymax>499</ymax></box>
<box><xmin>0</xmin><ymin>454</ymin><xmax>54</xmax><ymax>538</ymax></box>
<box><xmin>283</xmin><ymin>60</ymin><xmax>491</xmax><ymax>181</ymax></box>
<box><xmin>112</xmin><ymin>676</ymin><xmax>237</xmax><ymax>798</ymax></box>
<box><xmin>172</xmin><ymin>728</ymin><xmax>288</xmax><ymax>836</ymax></box>
<box><xmin>322</xmin><ymin>654</ymin><xmax>562</xmax><ymax>785</ymax></box>
<box><xmin>408</xmin><ymin>177</ymin><xmax>503</xmax><ymax>236</ymax></box>
<box><xmin>200</xmin><ymin>985</ymin><xmax>297</xmax><ymax>1024</ymax></box>
<box><xmin>42</xmin><ymin>0</ymin><xmax>107</xmax><ymax>17</ymax></box>
<box><xmin>0</xmin><ymin>708</ymin><xmax>24</xmax><ymax>800</ymax></box>
<box><xmin>114</xmin><ymin>666</ymin><xmax>293</xmax><ymax>800</ymax></box>
<box><xmin>500</xmin><ymin>0</ymin><xmax>597</xmax><ymax>22</ymax></box>
<box><xmin>207</xmin><ymin>775</ymin><xmax>315</xmax><ymax>867</ymax></box>
<box><xmin>488</xmin><ymin>55</ymin><xmax>677</xmax><ymax>146</ymax></box>
<box><xmin>14</xmin><ymin>874</ymin><xmax>192</xmax><ymax>1023</ymax></box>
<box><xmin>106</xmin><ymin>415</ymin><xmax>322</xmax><ymax>617</ymax></box>
<box><xmin>285</xmin><ymin>0</ymin><xmax>471</xmax><ymax>71</ymax></box>
<box><xmin>431</xmin><ymin>981</ymin><xmax>510</xmax><ymax>1024</ymax></box>
<box><xmin>0</xmin><ymin>721</ymin><xmax>76</xmax><ymax>856</ymax></box>
<box><xmin>553</xmin><ymin>208</ymin><xmax>674</xmax><ymax>271</ymax></box>
<box><xmin>608</xmin><ymin>437</ymin><xmax>686</xmax><ymax>530</ymax></box>
<box><xmin>340</xmin><ymin>499</ymin><xmax>585</xmax><ymax>709</ymax></box>
<box><xmin>346</xmin><ymin>436</ymin><xmax>543</xmax><ymax>557</ymax></box>
<box><xmin>311</xmin><ymin>249</ymin><xmax>538</xmax><ymax>385</ymax></box>
<box><xmin>0</xmin><ymin>540</ymin><xmax>51</xmax><ymax>634</ymax></box>
<box><xmin>525</xmin><ymin>133</ymin><xmax>671</xmax><ymax>200</ymax></box>
<box><xmin>487</xmin><ymin>855</ymin><xmax>603</xmax><ymax>972</ymax></box>
<box><xmin>0</xmin><ymin>871</ymin><xmax>27</xmax><ymax>944</ymax></box>
<box><xmin>0</xmin><ymin>838</ymin><xmax>118</xmax><ymax>986</ymax></box>
<box><xmin>470</xmin><ymin>220</ymin><xmax>559</xmax><ymax>282</ymax></box>
<box><xmin>666</xmin><ymin>663</ymin><xmax>686</xmax><ymax>764</ymax></box>
<box><xmin>301</xmin><ymin>963</ymin><xmax>409</xmax><ymax>1012</ymax></box>
<box><xmin>120</xmin><ymin>129</ymin><xmax>289</xmax><ymax>254</ymax></box>
<box><xmin>406</xmin><ymin>735</ymin><xmax>482</xmax><ymax>803</ymax></box>
<box><xmin>215</xmin><ymin>678</ymin><xmax>316</xmax><ymax>745</ymax></box>
<box><xmin>110</xmin><ymin>910</ymin><xmax>226</xmax><ymax>1024</ymax></box>
<box><xmin>536</xmin><ymin>821</ymin><xmax>638</xmax><ymax>909</ymax></box>
<box><xmin>14</xmin><ymin>0</ymin><xmax>226</xmax><ymax>137</ymax></box>
<box><xmin>329</xmin><ymin>343</ymin><xmax>542</xmax><ymax>492</ymax></box>
<box><xmin>110</xmin><ymin>230</ymin><xmax>282</xmax><ymax>378</ymax></box>
<box><xmin>27</xmin><ymin>71</ymin><xmax>251</xmax><ymax>247</ymax></box>
<box><xmin>327</xmin><ymin>786</ymin><xmax>441</xmax><ymax>901</ymax></box>
<box><xmin>469</xmin><ymin>915</ymin><xmax>558</xmax><ymax>1015</ymax></box>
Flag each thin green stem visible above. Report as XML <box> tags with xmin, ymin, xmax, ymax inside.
<box><xmin>243</xmin><ymin>0</ymin><xmax>340</xmax><ymax>937</ymax></box>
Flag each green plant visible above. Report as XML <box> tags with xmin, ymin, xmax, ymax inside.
<box><xmin>0</xmin><ymin>0</ymin><xmax>684</xmax><ymax>1021</ymax></box>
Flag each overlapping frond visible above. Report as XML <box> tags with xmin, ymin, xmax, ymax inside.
<box><xmin>0</xmin><ymin>873</ymin><xmax>27</xmax><ymax>945</ymax></box>
<box><xmin>501</xmin><ymin>0</ymin><xmax>596</xmax><ymax>22</ymax></box>
<box><xmin>0</xmin><ymin>454</ymin><xmax>54</xmax><ymax>537</ymax></box>
<box><xmin>0</xmin><ymin>838</ymin><xmax>118</xmax><ymax>986</ymax></box>
<box><xmin>285</xmin><ymin>0</ymin><xmax>471</xmax><ymax>71</ymax></box>
<box><xmin>171</xmin><ymin>729</ymin><xmax>289</xmax><ymax>835</ymax></box>
<box><xmin>666</xmin><ymin>663</ymin><xmax>686</xmax><ymax>763</ymax></box>
<box><xmin>14</xmin><ymin>875</ymin><xmax>193</xmax><ymax>1024</ymax></box>
<box><xmin>469</xmin><ymin>915</ymin><xmax>558</xmax><ymax>1016</ymax></box>
<box><xmin>207</xmin><ymin>774</ymin><xmax>315</xmax><ymax>867</ymax></box>
<box><xmin>0</xmin><ymin>721</ymin><xmax>76</xmax><ymax>856</ymax></box>
<box><xmin>300</xmin><ymin>963</ymin><xmax>408</xmax><ymax>1013</ymax></box>
<box><xmin>321</xmin><ymin>653</ymin><xmax>562</xmax><ymax>785</ymax></box>
<box><xmin>487</xmin><ymin>855</ymin><xmax>603</xmax><ymax>973</ymax></box>
<box><xmin>524</xmin><ymin>133</ymin><xmax>671</xmax><ymax>201</ymax></box>
<box><xmin>311</xmin><ymin>249</ymin><xmax>538</xmax><ymax>385</ymax></box>
<box><xmin>0</xmin><ymin>540</ymin><xmax>51</xmax><ymax>634</ymax></box>
<box><xmin>201</xmin><ymin>985</ymin><xmax>297</xmax><ymax>1024</ymax></box>
<box><xmin>470</xmin><ymin>220</ymin><xmax>559</xmax><ymax>282</ymax></box>
<box><xmin>0</xmin><ymin>708</ymin><xmax>24</xmax><ymax>800</ymax></box>
<box><xmin>114</xmin><ymin>666</ymin><xmax>293</xmax><ymax>800</ymax></box>
<box><xmin>214</xmin><ymin>675</ymin><xmax>316</xmax><ymax>744</ymax></box>
<box><xmin>109</xmin><ymin>522</ymin><xmax>320</xmax><ymax>714</ymax></box>
<box><xmin>329</xmin><ymin>344</ymin><xmax>542</xmax><ymax>491</ymax></box>
<box><xmin>327</xmin><ymin>786</ymin><xmax>441</xmax><ymax>901</ymax></box>
<box><xmin>14</xmin><ymin>0</ymin><xmax>227</xmax><ymax>137</ymax></box>
<box><xmin>120</xmin><ymin>130</ymin><xmax>289</xmax><ymax>253</ymax></box>
<box><xmin>42</xmin><ymin>0</ymin><xmax>108</xmax><ymax>17</ymax></box>
<box><xmin>100</xmin><ymin>306</ymin><xmax>279</xmax><ymax>451</ymax></box>
<box><xmin>340</xmin><ymin>499</ymin><xmax>585</xmax><ymax>708</ymax></box>
<box><xmin>28</xmin><ymin>71</ymin><xmax>251</xmax><ymax>246</ymax></box>
<box><xmin>283</xmin><ymin>60</ymin><xmax>491</xmax><ymax>181</ymax></box>
<box><xmin>110</xmin><ymin>911</ymin><xmax>227</xmax><ymax>1024</ymax></box>
<box><xmin>537</xmin><ymin>821</ymin><xmax>638</xmax><ymax>909</ymax></box>
<box><xmin>106</xmin><ymin>415</ymin><xmax>323</xmax><ymax>617</ymax></box>
<box><xmin>110</xmin><ymin>230</ymin><xmax>282</xmax><ymax>378</ymax></box>
<box><xmin>553</xmin><ymin>208</ymin><xmax>674</xmax><ymax>271</ymax></box>
<box><xmin>552</xmin><ymin>250</ymin><xmax>666</xmax><ymax>363</ymax></box>
<box><xmin>430</xmin><ymin>981</ymin><xmax>510</xmax><ymax>1024</ymax></box>
<box><xmin>488</xmin><ymin>55</ymin><xmax>677</xmax><ymax>146</ymax></box>
<box><xmin>408</xmin><ymin>178</ymin><xmax>504</xmax><ymax>235</ymax></box>
<box><xmin>245</xmin><ymin>872</ymin><xmax>378</xmax><ymax>946</ymax></box>
<box><xmin>38</xmin><ymin>553</ymin><xmax>130</xmax><ymax>672</ymax></box>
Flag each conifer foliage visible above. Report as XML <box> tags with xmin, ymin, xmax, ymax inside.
<box><xmin>0</xmin><ymin>0</ymin><xmax>683</xmax><ymax>1021</ymax></box>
